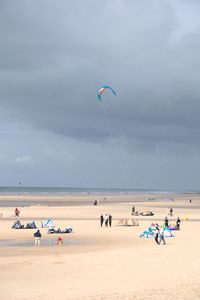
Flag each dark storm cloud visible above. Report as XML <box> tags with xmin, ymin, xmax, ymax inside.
<box><xmin>1</xmin><ymin>0</ymin><xmax>200</xmax><ymax>152</ymax></box>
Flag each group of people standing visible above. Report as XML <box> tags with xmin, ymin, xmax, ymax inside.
<box><xmin>164</xmin><ymin>216</ymin><xmax>181</xmax><ymax>230</ymax></box>
<box><xmin>100</xmin><ymin>214</ymin><xmax>112</xmax><ymax>227</ymax></box>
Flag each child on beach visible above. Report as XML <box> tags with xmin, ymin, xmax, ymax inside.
<box><xmin>56</xmin><ymin>236</ymin><xmax>63</xmax><ymax>246</ymax></box>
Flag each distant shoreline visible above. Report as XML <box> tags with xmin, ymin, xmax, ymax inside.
<box><xmin>0</xmin><ymin>186</ymin><xmax>200</xmax><ymax>196</ymax></box>
<box><xmin>0</xmin><ymin>191</ymin><xmax>199</xmax><ymax>207</ymax></box>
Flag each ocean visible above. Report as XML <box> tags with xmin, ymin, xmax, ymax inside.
<box><xmin>0</xmin><ymin>186</ymin><xmax>196</xmax><ymax>196</ymax></box>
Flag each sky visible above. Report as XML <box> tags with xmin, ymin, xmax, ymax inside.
<box><xmin>0</xmin><ymin>0</ymin><xmax>200</xmax><ymax>190</ymax></box>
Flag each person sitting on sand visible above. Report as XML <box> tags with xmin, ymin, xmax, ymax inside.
<box><xmin>12</xmin><ymin>220</ymin><xmax>24</xmax><ymax>229</ymax></box>
<box><xmin>131</xmin><ymin>206</ymin><xmax>135</xmax><ymax>215</ymax></box>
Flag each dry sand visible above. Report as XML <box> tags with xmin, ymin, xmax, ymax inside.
<box><xmin>0</xmin><ymin>194</ymin><xmax>200</xmax><ymax>300</ymax></box>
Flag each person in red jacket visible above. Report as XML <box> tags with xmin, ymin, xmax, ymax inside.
<box><xmin>56</xmin><ymin>236</ymin><xmax>63</xmax><ymax>246</ymax></box>
<box><xmin>15</xmin><ymin>208</ymin><xmax>20</xmax><ymax>217</ymax></box>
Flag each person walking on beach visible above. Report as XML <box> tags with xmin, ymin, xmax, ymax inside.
<box><xmin>15</xmin><ymin>207</ymin><xmax>20</xmax><ymax>217</ymax></box>
<box><xmin>34</xmin><ymin>229</ymin><xmax>42</xmax><ymax>247</ymax></box>
<box><xmin>176</xmin><ymin>217</ymin><xmax>181</xmax><ymax>230</ymax></box>
<box><xmin>155</xmin><ymin>231</ymin><xmax>159</xmax><ymax>244</ymax></box>
<box><xmin>169</xmin><ymin>207</ymin><xmax>173</xmax><ymax>216</ymax></box>
<box><xmin>155</xmin><ymin>224</ymin><xmax>160</xmax><ymax>244</ymax></box>
<box><xmin>105</xmin><ymin>214</ymin><xmax>109</xmax><ymax>227</ymax></box>
<box><xmin>164</xmin><ymin>216</ymin><xmax>169</xmax><ymax>228</ymax></box>
<box><xmin>100</xmin><ymin>214</ymin><xmax>104</xmax><ymax>227</ymax></box>
<box><xmin>159</xmin><ymin>227</ymin><xmax>166</xmax><ymax>245</ymax></box>
<box><xmin>131</xmin><ymin>206</ymin><xmax>135</xmax><ymax>215</ymax></box>
<box><xmin>108</xmin><ymin>214</ymin><xmax>112</xmax><ymax>227</ymax></box>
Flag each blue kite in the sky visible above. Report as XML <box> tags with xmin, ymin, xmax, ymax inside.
<box><xmin>97</xmin><ymin>85</ymin><xmax>116</xmax><ymax>101</ymax></box>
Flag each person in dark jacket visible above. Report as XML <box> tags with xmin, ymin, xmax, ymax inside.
<box><xmin>131</xmin><ymin>206</ymin><xmax>135</xmax><ymax>215</ymax></box>
<box><xmin>155</xmin><ymin>232</ymin><xmax>159</xmax><ymax>244</ymax></box>
<box><xmin>100</xmin><ymin>214</ymin><xmax>104</xmax><ymax>227</ymax></box>
<box><xmin>155</xmin><ymin>224</ymin><xmax>160</xmax><ymax>244</ymax></box>
<box><xmin>34</xmin><ymin>230</ymin><xmax>42</xmax><ymax>247</ymax></box>
<box><xmin>108</xmin><ymin>214</ymin><xmax>112</xmax><ymax>227</ymax></box>
<box><xmin>105</xmin><ymin>214</ymin><xmax>109</xmax><ymax>227</ymax></box>
<box><xmin>176</xmin><ymin>217</ymin><xmax>181</xmax><ymax>230</ymax></box>
<box><xmin>164</xmin><ymin>217</ymin><xmax>169</xmax><ymax>228</ymax></box>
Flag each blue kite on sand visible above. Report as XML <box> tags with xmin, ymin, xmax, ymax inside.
<box><xmin>140</xmin><ymin>224</ymin><xmax>175</xmax><ymax>238</ymax></box>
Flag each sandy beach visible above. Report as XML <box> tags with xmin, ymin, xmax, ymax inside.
<box><xmin>0</xmin><ymin>193</ymin><xmax>200</xmax><ymax>300</ymax></box>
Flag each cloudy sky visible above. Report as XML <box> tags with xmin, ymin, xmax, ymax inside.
<box><xmin>0</xmin><ymin>0</ymin><xmax>200</xmax><ymax>190</ymax></box>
